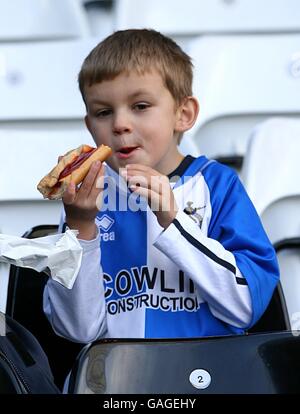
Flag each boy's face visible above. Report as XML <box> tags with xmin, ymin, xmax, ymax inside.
<box><xmin>84</xmin><ymin>70</ymin><xmax>184</xmax><ymax>175</ymax></box>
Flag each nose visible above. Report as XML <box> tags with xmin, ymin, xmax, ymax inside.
<box><xmin>113</xmin><ymin>110</ymin><xmax>132</xmax><ymax>135</ymax></box>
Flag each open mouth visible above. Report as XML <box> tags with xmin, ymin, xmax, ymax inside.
<box><xmin>119</xmin><ymin>146</ymin><xmax>138</xmax><ymax>154</ymax></box>
<box><xmin>120</xmin><ymin>147</ymin><xmax>134</xmax><ymax>154</ymax></box>
<box><xmin>116</xmin><ymin>146</ymin><xmax>139</xmax><ymax>158</ymax></box>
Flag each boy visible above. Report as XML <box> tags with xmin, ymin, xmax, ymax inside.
<box><xmin>43</xmin><ymin>29</ymin><xmax>279</xmax><ymax>342</ymax></box>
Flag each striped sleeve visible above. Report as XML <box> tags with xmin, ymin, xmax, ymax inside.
<box><xmin>155</xmin><ymin>165</ymin><xmax>279</xmax><ymax>329</ymax></box>
<box><xmin>154</xmin><ymin>209</ymin><xmax>253</xmax><ymax>328</ymax></box>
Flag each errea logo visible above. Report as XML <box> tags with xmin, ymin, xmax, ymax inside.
<box><xmin>96</xmin><ymin>215</ymin><xmax>115</xmax><ymax>242</ymax></box>
<box><xmin>96</xmin><ymin>214</ymin><xmax>114</xmax><ymax>231</ymax></box>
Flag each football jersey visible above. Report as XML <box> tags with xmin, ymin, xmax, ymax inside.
<box><xmin>44</xmin><ymin>156</ymin><xmax>279</xmax><ymax>341</ymax></box>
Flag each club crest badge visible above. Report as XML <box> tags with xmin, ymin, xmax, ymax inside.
<box><xmin>183</xmin><ymin>201</ymin><xmax>205</xmax><ymax>228</ymax></box>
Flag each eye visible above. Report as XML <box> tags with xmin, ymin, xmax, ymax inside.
<box><xmin>133</xmin><ymin>102</ymin><xmax>150</xmax><ymax>111</ymax></box>
<box><xmin>96</xmin><ymin>109</ymin><xmax>112</xmax><ymax>118</ymax></box>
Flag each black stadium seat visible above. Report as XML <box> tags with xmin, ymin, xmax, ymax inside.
<box><xmin>248</xmin><ymin>282</ymin><xmax>290</xmax><ymax>334</ymax></box>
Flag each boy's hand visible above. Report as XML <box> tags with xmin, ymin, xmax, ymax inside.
<box><xmin>121</xmin><ymin>164</ymin><xmax>178</xmax><ymax>229</ymax></box>
<box><xmin>63</xmin><ymin>161</ymin><xmax>104</xmax><ymax>240</ymax></box>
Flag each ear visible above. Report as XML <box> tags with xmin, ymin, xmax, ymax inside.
<box><xmin>175</xmin><ymin>96</ymin><xmax>199</xmax><ymax>133</ymax></box>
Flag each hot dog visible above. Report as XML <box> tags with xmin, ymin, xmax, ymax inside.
<box><xmin>37</xmin><ymin>144</ymin><xmax>112</xmax><ymax>200</ymax></box>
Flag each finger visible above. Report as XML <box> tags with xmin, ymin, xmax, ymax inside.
<box><xmin>124</xmin><ymin>170</ymin><xmax>152</xmax><ymax>182</ymax></box>
<box><xmin>130</xmin><ymin>184</ymin><xmax>150</xmax><ymax>199</ymax></box>
<box><xmin>95</xmin><ymin>174</ymin><xmax>105</xmax><ymax>191</ymax></box>
<box><xmin>124</xmin><ymin>167</ymin><xmax>163</xmax><ymax>187</ymax></box>
<box><xmin>94</xmin><ymin>163</ymin><xmax>104</xmax><ymax>185</ymax></box>
<box><xmin>127</xmin><ymin>174</ymin><xmax>149</xmax><ymax>189</ymax></box>
<box><xmin>88</xmin><ymin>163</ymin><xmax>104</xmax><ymax>195</ymax></box>
<box><xmin>81</xmin><ymin>163</ymin><xmax>105</xmax><ymax>210</ymax></box>
<box><xmin>62</xmin><ymin>182</ymin><xmax>77</xmax><ymax>205</ymax></box>
<box><xmin>130</xmin><ymin>185</ymin><xmax>161</xmax><ymax>211</ymax></box>
<box><xmin>78</xmin><ymin>161</ymin><xmax>102</xmax><ymax>197</ymax></box>
<box><xmin>126</xmin><ymin>163</ymin><xmax>154</xmax><ymax>172</ymax></box>
<box><xmin>91</xmin><ymin>165</ymin><xmax>105</xmax><ymax>197</ymax></box>
<box><xmin>125</xmin><ymin>164</ymin><xmax>160</xmax><ymax>178</ymax></box>
<box><xmin>90</xmin><ymin>165</ymin><xmax>105</xmax><ymax>211</ymax></box>
<box><xmin>122</xmin><ymin>168</ymin><xmax>156</xmax><ymax>185</ymax></box>
<box><xmin>128</xmin><ymin>174</ymin><xmax>168</xmax><ymax>195</ymax></box>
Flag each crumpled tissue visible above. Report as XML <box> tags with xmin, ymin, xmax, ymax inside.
<box><xmin>0</xmin><ymin>230</ymin><xmax>82</xmax><ymax>289</ymax></box>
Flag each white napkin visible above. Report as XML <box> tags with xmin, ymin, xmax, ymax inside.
<box><xmin>0</xmin><ymin>230</ymin><xmax>82</xmax><ymax>289</ymax></box>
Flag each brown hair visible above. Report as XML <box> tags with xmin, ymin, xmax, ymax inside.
<box><xmin>78</xmin><ymin>29</ymin><xmax>193</xmax><ymax>105</ymax></box>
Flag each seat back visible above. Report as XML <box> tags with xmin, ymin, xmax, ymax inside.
<box><xmin>241</xmin><ymin>118</ymin><xmax>300</xmax><ymax>221</ymax></box>
<box><xmin>0</xmin><ymin>40</ymin><xmax>98</xmax><ymax>237</ymax></box>
<box><xmin>185</xmin><ymin>35</ymin><xmax>300</xmax><ymax>169</ymax></box>
<box><xmin>0</xmin><ymin>0</ymin><xmax>89</xmax><ymax>41</ymax></box>
<box><xmin>5</xmin><ymin>225</ymin><xmax>84</xmax><ymax>390</ymax></box>
<box><xmin>259</xmin><ymin>196</ymin><xmax>300</xmax><ymax>244</ymax></box>
<box><xmin>248</xmin><ymin>282</ymin><xmax>290</xmax><ymax>333</ymax></box>
<box><xmin>69</xmin><ymin>331</ymin><xmax>300</xmax><ymax>394</ymax></box>
<box><xmin>115</xmin><ymin>0</ymin><xmax>300</xmax><ymax>36</ymax></box>
<box><xmin>242</xmin><ymin>118</ymin><xmax>300</xmax><ymax>329</ymax></box>
<box><xmin>83</xmin><ymin>0</ymin><xmax>114</xmax><ymax>38</ymax></box>
<box><xmin>0</xmin><ymin>39</ymin><xmax>98</xmax><ymax>122</ymax></box>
